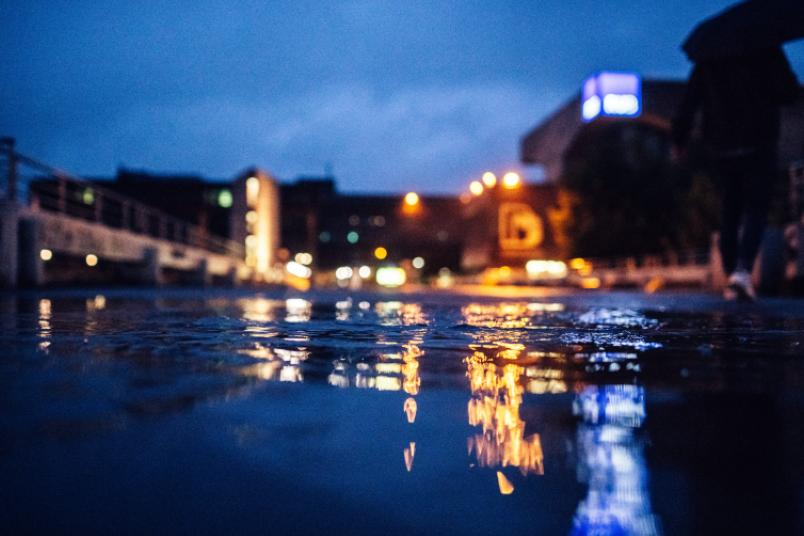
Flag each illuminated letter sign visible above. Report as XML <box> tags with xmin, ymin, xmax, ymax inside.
<box><xmin>581</xmin><ymin>72</ymin><xmax>641</xmax><ymax>122</ymax></box>
<box><xmin>498</xmin><ymin>203</ymin><xmax>543</xmax><ymax>252</ymax></box>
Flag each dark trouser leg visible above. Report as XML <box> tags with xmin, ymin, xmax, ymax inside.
<box><xmin>737</xmin><ymin>149</ymin><xmax>776</xmax><ymax>272</ymax></box>
<box><xmin>715</xmin><ymin>158</ymin><xmax>742</xmax><ymax>275</ymax></box>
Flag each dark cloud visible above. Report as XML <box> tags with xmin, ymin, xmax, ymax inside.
<box><xmin>2</xmin><ymin>0</ymin><xmax>802</xmax><ymax>192</ymax></box>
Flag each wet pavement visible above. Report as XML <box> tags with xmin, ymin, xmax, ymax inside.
<box><xmin>1</xmin><ymin>288</ymin><xmax>803</xmax><ymax>535</ymax></box>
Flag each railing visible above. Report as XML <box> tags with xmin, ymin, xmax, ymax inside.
<box><xmin>582</xmin><ymin>249</ymin><xmax>711</xmax><ymax>271</ymax></box>
<box><xmin>1</xmin><ymin>139</ymin><xmax>244</xmax><ymax>258</ymax></box>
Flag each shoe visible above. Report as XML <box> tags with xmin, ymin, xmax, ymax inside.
<box><xmin>726</xmin><ymin>270</ymin><xmax>756</xmax><ymax>301</ymax></box>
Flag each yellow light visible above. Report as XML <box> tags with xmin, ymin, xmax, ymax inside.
<box><xmin>502</xmin><ymin>172</ymin><xmax>521</xmax><ymax>189</ymax></box>
<box><xmin>569</xmin><ymin>257</ymin><xmax>587</xmax><ymax>271</ymax></box>
<box><xmin>482</xmin><ymin>172</ymin><xmax>497</xmax><ymax>188</ymax></box>
<box><xmin>40</xmin><ymin>249</ymin><xmax>53</xmax><ymax>261</ymax></box>
<box><xmin>246</xmin><ymin>176</ymin><xmax>260</xmax><ymax>206</ymax></box>
<box><xmin>245</xmin><ymin>234</ymin><xmax>257</xmax><ymax>248</ymax></box>
<box><xmin>404</xmin><ymin>192</ymin><xmax>419</xmax><ymax>206</ymax></box>
<box><xmin>404</xmin><ymin>397</ymin><xmax>417</xmax><ymax>424</ymax></box>
<box><xmin>580</xmin><ymin>276</ymin><xmax>602</xmax><ymax>289</ymax></box>
<box><xmin>374</xmin><ymin>246</ymin><xmax>388</xmax><ymax>260</ymax></box>
<box><xmin>376</xmin><ymin>266</ymin><xmax>406</xmax><ymax>287</ymax></box>
<box><xmin>469</xmin><ymin>180</ymin><xmax>484</xmax><ymax>196</ymax></box>
<box><xmin>245</xmin><ymin>210</ymin><xmax>258</xmax><ymax>224</ymax></box>
<box><xmin>497</xmin><ymin>472</ymin><xmax>515</xmax><ymax>495</ymax></box>
<box><xmin>85</xmin><ymin>254</ymin><xmax>98</xmax><ymax>267</ymax></box>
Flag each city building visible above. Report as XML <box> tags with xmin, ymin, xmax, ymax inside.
<box><xmin>521</xmin><ymin>72</ymin><xmax>804</xmax><ymax>183</ymax></box>
<box><xmin>280</xmin><ymin>177</ymin><xmax>465</xmax><ymax>274</ymax></box>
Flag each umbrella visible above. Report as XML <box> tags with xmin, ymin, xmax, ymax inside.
<box><xmin>683</xmin><ymin>0</ymin><xmax>804</xmax><ymax>61</ymax></box>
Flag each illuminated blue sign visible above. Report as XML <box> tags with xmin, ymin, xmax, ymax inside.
<box><xmin>581</xmin><ymin>72</ymin><xmax>642</xmax><ymax>122</ymax></box>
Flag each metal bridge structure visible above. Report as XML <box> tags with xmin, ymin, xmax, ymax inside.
<box><xmin>0</xmin><ymin>138</ymin><xmax>252</xmax><ymax>287</ymax></box>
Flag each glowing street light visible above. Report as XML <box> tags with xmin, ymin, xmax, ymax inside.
<box><xmin>404</xmin><ymin>192</ymin><xmax>420</xmax><ymax>207</ymax></box>
<box><xmin>469</xmin><ymin>180</ymin><xmax>484</xmax><ymax>196</ymax></box>
<box><xmin>374</xmin><ymin>246</ymin><xmax>388</xmax><ymax>260</ymax></box>
<box><xmin>85</xmin><ymin>254</ymin><xmax>98</xmax><ymax>267</ymax></box>
<box><xmin>502</xmin><ymin>172</ymin><xmax>521</xmax><ymax>189</ymax></box>
<box><xmin>40</xmin><ymin>249</ymin><xmax>53</xmax><ymax>261</ymax></box>
<box><xmin>482</xmin><ymin>172</ymin><xmax>497</xmax><ymax>188</ymax></box>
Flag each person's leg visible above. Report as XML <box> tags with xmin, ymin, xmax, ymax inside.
<box><xmin>737</xmin><ymin>149</ymin><xmax>776</xmax><ymax>272</ymax></box>
<box><xmin>714</xmin><ymin>158</ymin><xmax>743</xmax><ymax>275</ymax></box>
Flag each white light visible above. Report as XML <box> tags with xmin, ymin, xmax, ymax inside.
<box><xmin>286</xmin><ymin>261</ymin><xmax>312</xmax><ymax>279</ymax></box>
<box><xmin>40</xmin><ymin>249</ymin><xmax>53</xmax><ymax>261</ymax></box>
<box><xmin>85</xmin><ymin>254</ymin><xmax>98</xmax><ymax>267</ymax></box>
<box><xmin>376</xmin><ymin>267</ymin><xmax>407</xmax><ymax>288</ymax></box>
<box><xmin>335</xmin><ymin>266</ymin><xmax>354</xmax><ymax>280</ymax></box>
<box><xmin>412</xmin><ymin>257</ymin><xmax>425</xmax><ymax>270</ymax></box>
<box><xmin>603</xmin><ymin>93</ymin><xmax>640</xmax><ymax>116</ymax></box>
<box><xmin>295</xmin><ymin>252</ymin><xmax>313</xmax><ymax>266</ymax></box>
<box><xmin>358</xmin><ymin>265</ymin><xmax>372</xmax><ymax>279</ymax></box>
<box><xmin>502</xmin><ymin>172</ymin><xmax>521</xmax><ymax>189</ymax></box>
<box><xmin>582</xmin><ymin>95</ymin><xmax>601</xmax><ymax>121</ymax></box>
<box><xmin>525</xmin><ymin>259</ymin><xmax>568</xmax><ymax>279</ymax></box>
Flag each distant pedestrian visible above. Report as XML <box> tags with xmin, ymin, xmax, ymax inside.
<box><xmin>672</xmin><ymin>47</ymin><xmax>800</xmax><ymax>300</ymax></box>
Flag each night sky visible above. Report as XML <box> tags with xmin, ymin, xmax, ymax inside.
<box><xmin>2</xmin><ymin>1</ymin><xmax>803</xmax><ymax>193</ymax></box>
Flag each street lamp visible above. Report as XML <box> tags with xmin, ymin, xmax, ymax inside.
<box><xmin>502</xmin><ymin>172</ymin><xmax>521</xmax><ymax>189</ymax></box>
<box><xmin>469</xmin><ymin>180</ymin><xmax>484</xmax><ymax>196</ymax></box>
<box><xmin>482</xmin><ymin>172</ymin><xmax>497</xmax><ymax>188</ymax></box>
<box><xmin>404</xmin><ymin>192</ymin><xmax>420</xmax><ymax>207</ymax></box>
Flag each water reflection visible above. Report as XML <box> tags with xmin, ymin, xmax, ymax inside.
<box><xmin>37</xmin><ymin>298</ymin><xmax>52</xmax><ymax>353</ymax></box>
<box><xmin>465</xmin><ymin>349</ymin><xmax>545</xmax><ymax>484</ymax></box>
<box><xmin>240</xmin><ymin>345</ymin><xmax>309</xmax><ymax>383</ymax></box>
<box><xmin>569</xmin><ymin>384</ymin><xmax>660</xmax><ymax>536</ymax></box>
<box><xmin>285</xmin><ymin>298</ymin><xmax>312</xmax><ymax>323</ymax></box>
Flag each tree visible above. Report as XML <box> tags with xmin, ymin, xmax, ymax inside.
<box><xmin>558</xmin><ymin>121</ymin><xmax>718</xmax><ymax>258</ymax></box>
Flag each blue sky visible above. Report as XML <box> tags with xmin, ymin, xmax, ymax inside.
<box><xmin>2</xmin><ymin>0</ymin><xmax>803</xmax><ymax>193</ymax></box>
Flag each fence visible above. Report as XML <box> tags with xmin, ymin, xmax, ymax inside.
<box><xmin>1</xmin><ymin>139</ymin><xmax>244</xmax><ymax>258</ymax></box>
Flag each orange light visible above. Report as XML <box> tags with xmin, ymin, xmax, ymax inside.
<box><xmin>404</xmin><ymin>192</ymin><xmax>420</xmax><ymax>206</ymax></box>
<box><xmin>569</xmin><ymin>257</ymin><xmax>587</xmax><ymax>270</ymax></box>
<box><xmin>580</xmin><ymin>276</ymin><xmax>601</xmax><ymax>289</ymax></box>
<box><xmin>85</xmin><ymin>254</ymin><xmax>98</xmax><ymax>267</ymax></box>
<box><xmin>502</xmin><ymin>172</ymin><xmax>521</xmax><ymax>189</ymax></box>
<box><xmin>469</xmin><ymin>180</ymin><xmax>484</xmax><ymax>196</ymax></box>
<box><xmin>374</xmin><ymin>247</ymin><xmax>388</xmax><ymax>260</ymax></box>
<box><xmin>482</xmin><ymin>172</ymin><xmax>497</xmax><ymax>188</ymax></box>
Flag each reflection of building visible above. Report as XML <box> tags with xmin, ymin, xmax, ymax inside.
<box><xmin>465</xmin><ymin>349</ymin><xmax>545</xmax><ymax>493</ymax></box>
<box><xmin>569</xmin><ymin>384</ymin><xmax>660</xmax><ymax>536</ymax></box>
